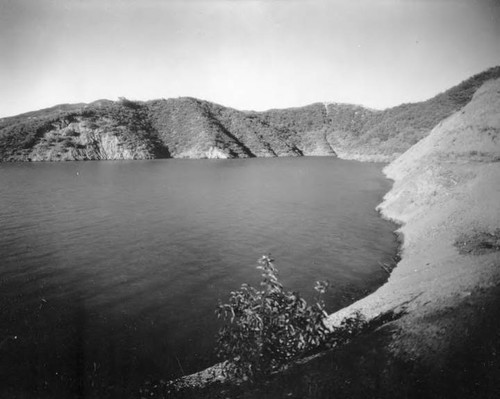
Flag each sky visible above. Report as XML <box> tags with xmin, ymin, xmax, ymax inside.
<box><xmin>1</xmin><ymin>0</ymin><xmax>499</xmax><ymax>117</ymax></box>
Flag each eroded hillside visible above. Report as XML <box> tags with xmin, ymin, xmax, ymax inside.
<box><xmin>1</xmin><ymin>66</ymin><xmax>499</xmax><ymax>162</ymax></box>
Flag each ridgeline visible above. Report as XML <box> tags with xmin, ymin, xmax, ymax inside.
<box><xmin>1</xmin><ymin>66</ymin><xmax>500</xmax><ymax>162</ymax></box>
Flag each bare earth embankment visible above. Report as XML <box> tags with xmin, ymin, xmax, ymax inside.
<box><xmin>321</xmin><ymin>76</ymin><xmax>500</xmax><ymax>398</ymax></box>
<box><xmin>164</xmin><ymin>78</ymin><xmax>500</xmax><ymax>398</ymax></box>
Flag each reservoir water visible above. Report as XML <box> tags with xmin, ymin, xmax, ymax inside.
<box><xmin>0</xmin><ymin>157</ymin><xmax>398</xmax><ymax>398</ymax></box>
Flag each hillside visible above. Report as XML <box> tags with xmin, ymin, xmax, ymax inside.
<box><xmin>1</xmin><ymin>66</ymin><xmax>499</xmax><ymax>162</ymax></box>
<box><xmin>317</xmin><ymin>75</ymin><xmax>500</xmax><ymax>398</ymax></box>
<box><xmin>163</xmin><ymin>76</ymin><xmax>500</xmax><ymax>399</ymax></box>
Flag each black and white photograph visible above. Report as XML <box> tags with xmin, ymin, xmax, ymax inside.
<box><xmin>1</xmin><ymin>0</ymin><xmax>499</xmax><ymax>398</ymax></box>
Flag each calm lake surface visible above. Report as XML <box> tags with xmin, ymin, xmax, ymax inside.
<box><xmin>0</xmin><ymin>157</ymin><xmax>398</xmax><ymax>398</ymax></box>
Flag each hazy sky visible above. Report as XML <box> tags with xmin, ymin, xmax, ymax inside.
<box><xmin>1</xmin><ymin>0</ymin><xmax>499</xmax><ymax>117</ymax></box>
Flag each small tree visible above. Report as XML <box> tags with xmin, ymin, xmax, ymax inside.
<box><xmin>215</xmin><ymin>255</ymin><xmax>330</xmax><ymax>379</ymax></box>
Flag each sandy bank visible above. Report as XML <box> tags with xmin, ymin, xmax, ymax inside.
<box><xmin>326</xmin><ymin>77</ymin><xmax>500</xmax><ymax>351</ymax></box>
<box><xmin>313</xmin><ymin>78</ymin><xmax>500</xmax><ymax>397</ymax></box>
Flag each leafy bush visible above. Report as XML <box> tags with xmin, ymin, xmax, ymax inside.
<box><xmin>215</xmin><ymin>255</ymin><xmax>331</xmax><ymax>379</ymax></box>
<box><xmin>118</xmin><ymin>96</ymin><xmax>142</xmax><ymax>110</ymax></box>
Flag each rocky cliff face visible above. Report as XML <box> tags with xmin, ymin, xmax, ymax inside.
<box><xmin>1</xmin><ymin>66</ymin><xmax>499</xmax><ymax>162</ymax></box>
<box><xmin>0</xmin><ymin>100</ymin><xmax>170</xmax><ymax>162</ymax></box>
<box><xmin>20</xmin><ymin>117</ymin><xmax>156</xmax><ymax>161</ymax></box>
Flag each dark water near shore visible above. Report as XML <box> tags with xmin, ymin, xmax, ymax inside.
<box><xmin>0</xmin><ymin>157</ymin><xmax>398</xmax><ymax>398</ymax></box>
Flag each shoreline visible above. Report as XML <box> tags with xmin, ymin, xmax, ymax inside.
<box><xmin>166</xmin><ymin>78</ymin><xmax>500</xmax><ymax>397</ymax></box>
<box><xmin>160</xmin><ymin>159</ymin><xmax>401</xmax><ymax>394</ymax></box>
<box><xmin>161</xmin><ymin>147</ymin><xmax>402</xmax><ymax>395</ymax></box>
<box><xmin>318</xmin><ymin>77</ymin><xmax>500</xmax><ymax>396</ymax></box>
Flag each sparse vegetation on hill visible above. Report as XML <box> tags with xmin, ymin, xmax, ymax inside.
<box><xmin>1</xmin><ymin>66</ymin><xmax>499</xmax><ymax>162</ymax></box>
<box><xmin>328</xmin><ymin>66</ymin><xmax>500</xmax><ymax>160</ymax></box>
<box><xmin>0</xmin><ymin>99</ymin><xmax>170</xmax><ymax>161</ymax></box>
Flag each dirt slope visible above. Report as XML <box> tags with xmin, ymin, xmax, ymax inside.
<box><xmin>319</xmin><ymin>77</ymin><xmax>500</xmax><ymax>397</ymax></box>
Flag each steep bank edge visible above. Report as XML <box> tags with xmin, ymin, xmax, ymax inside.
<box><xmin>166</xmin><ymin>78</ymin><xmax>500</xmax><ymax>397</ymax></box>
<box><xmin>326</xmin><ymin>76</ymin><xmax>500</xmax><ymax>342</ymax></box>
<box><xmin>322</xmin><ymin>77</ymin><xmax>500</xmax><ymax>394</ymax></box>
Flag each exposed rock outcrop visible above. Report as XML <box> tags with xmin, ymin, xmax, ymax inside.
<box><xmin>0</xmin><ymin>101</ymin><xmax>169</xmax><ymax>161</ymax></box>
<box><xmin>25</xmin><ymin>118</ymin><xmax>158</xmax><ymax>161</ymax></box>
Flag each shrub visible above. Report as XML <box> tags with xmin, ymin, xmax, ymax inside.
<box><xmin>118</xmin><ymin>96</ymin><xmax>141</xmax><ymax>109</ymax></box>
<box><xmin>215</xmin><ymin>255</ymin><xmax>331</xmax><ymax>380</ymax></box>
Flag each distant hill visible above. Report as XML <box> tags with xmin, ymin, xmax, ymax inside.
<box><xmin>1</xmin><ymin>66</ymin><xmax>499</xmax><ymax>162</ymax></box>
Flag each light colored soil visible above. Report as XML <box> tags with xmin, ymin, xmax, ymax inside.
<box><xmin>326</xmin><ymin>77</ymin><xmax>500</xmax><ymax>369</ymax></box>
